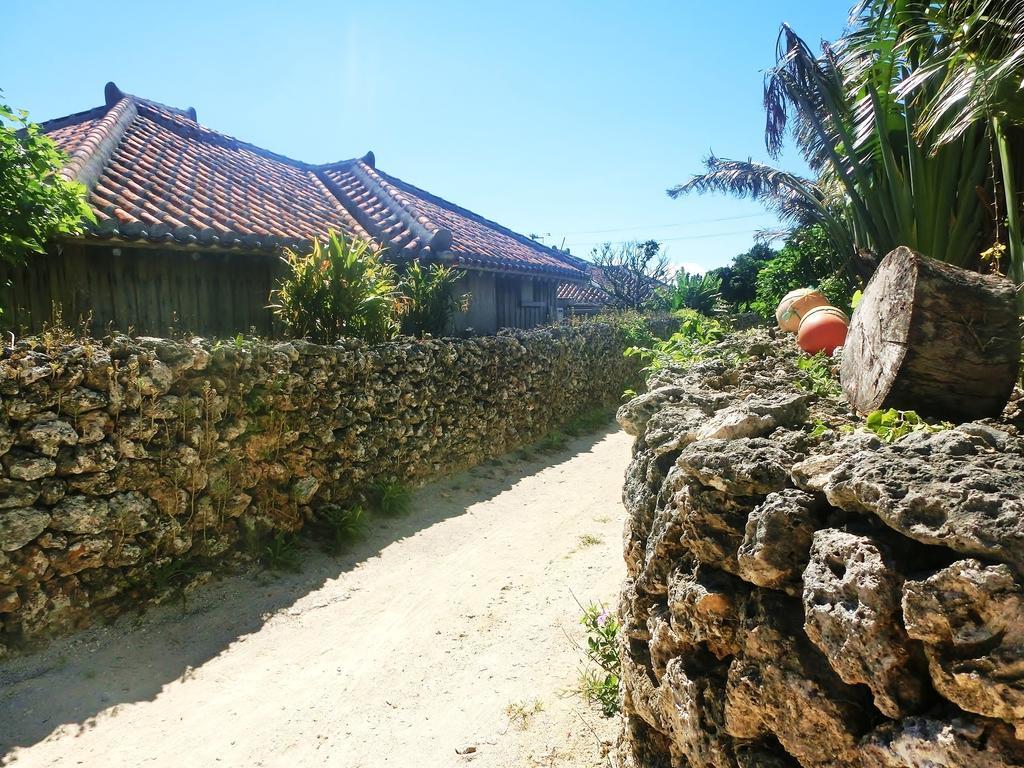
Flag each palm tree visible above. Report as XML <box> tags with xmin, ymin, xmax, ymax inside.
<box><xmin>672</xmin><ymin>1</ymin><xmax>1024</xmax><ymax>283</ymax></box>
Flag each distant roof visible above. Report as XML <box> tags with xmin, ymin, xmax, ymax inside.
<box><xmin>557</xmin><ymin>280</ymin><xmax>610</xmax><ymax>306</ymax></box>
<box><xmin>40</xmin><ymin>82</ymin><xmax>587</xmax><ymax>280</ymax></box>
<box><xmin>557</xmin><ymin>264</ymin><xmax>667</xmax><ymax>307</ymax></box>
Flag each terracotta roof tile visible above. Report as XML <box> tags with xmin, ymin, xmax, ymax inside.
<box><xmin>40</xmin><ymin>83</ymin><xmax>586</xmax><ymax>279</ymax></box>
<box><xmin>557</xmin><ymin>281</ymin><xmax>610</xmax><ymax>305</ymax></box>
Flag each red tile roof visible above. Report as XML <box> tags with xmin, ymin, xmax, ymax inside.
<box><xmin>557</xmin><ymin>280</ymin><xmax>610</xmax><ymax>305</ymax></box>
<box><xmin>40</xmin><ymin>83</ymin><xmax>586</xmax><ymax>279</ymax></box>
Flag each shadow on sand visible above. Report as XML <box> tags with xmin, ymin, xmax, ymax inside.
<box><xmin>0</xmin><ymin>425</ymin><xmax>619</xmax><ymax>761</ymax></box>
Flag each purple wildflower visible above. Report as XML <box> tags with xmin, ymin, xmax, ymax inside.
<box><xmin>597</xmin><ymin>609</ymin><xmax>611</xmax><ymax>628</ymax></box>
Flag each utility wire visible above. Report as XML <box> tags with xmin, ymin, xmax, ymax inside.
<box><xmin>553</xmin><ymin>211</ymin><xmax>773</xmax><ymax>236</ymax></box>
<box><xmin>563</xmin><ymin>226</ymin><xmax>766</xmax><ymax>249</ymax></box>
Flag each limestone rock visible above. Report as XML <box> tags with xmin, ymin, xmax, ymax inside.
<box><xmin>737</xmin><ymin>489</ymin><xmax>824</xmax><ymax>594</ymax></box>
<box><xmin>661</xmin><ymin>659</ymin><xmax>737</xmax><ymax>768</ymax></box>
<box><xmin>50</xmin><ymin>536</ymin><xmax>111</xmax><ymax>575</ymax></box>
<box><xmin>676</xmin><ymin>438</ymin><xmax>794</xmax><ymax>496</ymax></box>
<box><xmin>3</xmin><ymin>451</ymin><xmax>57</xmax><ymax>481</ymax></box>
<box><xmin>803</xmin><ymin>529</ymin><xmax>927</xmax><ymax>719</ymax></box>
<box><xmin>696</xmin><ymin>392</ymin><xmax>809</xmax><ymax>442</ymax></box>
<box><xmin>725</xmin><ymin>600</ymin><xmax>872</xmax><ymax>767</ymax></box>
<box><xmin>822</xmin><ymin>429</ymin><xmax>1024</xmax><ymax>572</ymax></box>
<box><xmin>860</xmin><ymin>715</ymin><xmax>1024</xmax><ymax>768</ymax></box>
<box><xmin>674</xmin><ymin>481</ymin><xmax>757</xmax><ymax>575</ymax></box>
<box><xmin>668</xmin><ymin>564</ymin><xmax>747</xmax><ymax>659</ymax></box>
<box><xmin>617</xmin><ymin>385</ymin><xmax>694</xmax><ymax>437</ymax></box>
<box><xmin>0</xmin><ymin>479</ymin><xmax>41</xmax><ymax>509</ymax></box>
<box><xmin>135</xmin><ymin>360</ymin><xmax>173</xmax><ymax>396</ymax></box>
<box><xmin>790</xmin><ymin>432</ymin><xmax>881</xmax><ymax>493</ymax></box>
<box><xmin>903</xmin><ymin>560</ymin><xmax>1024</xmax><ymax>736</ymax></box>
<box><xmin>19</xmin><ymin>417</ymin><xmax>78</xmax><ymax>457</ymax></box>
<box><xmin>0</xmin><ymin>508</ymin><xmax>50</xmax><ymax>552</ymax></box>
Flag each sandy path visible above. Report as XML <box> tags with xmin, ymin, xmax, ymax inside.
<box><xmin>1</xmin><ymin>428</ymin><xmax>630</xmax><ymax>768</ymax></box>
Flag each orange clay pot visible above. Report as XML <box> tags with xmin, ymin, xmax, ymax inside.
<box><xmin>776</xmin><ymin>288</ymin><xmax>829</xmax><ymax>333</ymax></box>
<box><xmin>798</xmin><ymin>305</ymin><xmax>849</xmax><ymax>356</ymax></box>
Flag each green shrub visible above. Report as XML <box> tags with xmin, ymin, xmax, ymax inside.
<box><xmin>661</xmin><ymin>271</ymin><xmax>722</xmax><ymax>315</ymax></box>
<box><xmin>269</xmin><ymin>231</ymin><xmax>401</xmax><ymax>344</ymax></box>
<box><xmin>577</xmin><ymin>602</ymin><xmax>621</xmax><ymax>716</ymax></box>
<box><xmin>625</xmin><ymin>309</ymin><xmax>726</xmax><ymax>370</ymax></box>
<box><xmin>750</xmin><ymin>226</ymin><xmax>854</xmax><ymax>319</ymax></box>
<box><xmin>399</xmin><ymin>260</ymin><xmax>469</xmax><ymax>337</ymax></box>
<box><xmin>369</xmin><ymin>481</ymin><xmax>413</xmax><ymax>517</ymax></box>
<box><xmin>316</xmin><ymin>505</ymin><xmax>369</xmax><ymax>555</ymax></box>
<box><xmin>260</xmin><ymin>532</ymin><xmax>301</xmax><ymax>572</ymax></box>
<box><xmin>1</xmin><ymin>98</ymin><xmax>93</xmax><ymax>267</ymax></box>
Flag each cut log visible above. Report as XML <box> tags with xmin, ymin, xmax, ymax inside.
<box><xmin>841</xmin><ymin>247</ymin><xmax>1021</xmax><ymax>421</ymax></box>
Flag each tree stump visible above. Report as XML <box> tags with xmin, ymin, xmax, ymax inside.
<box><xmin>841</xmin><ymin>247</ymin><xmax>1021</xmax><ymax>421</ymax></box>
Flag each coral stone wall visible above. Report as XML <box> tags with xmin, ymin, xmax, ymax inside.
<box><xmin>614</xmin><ymin>329</ymin><xmax>1024</xmax><ymax>767</ymax></box>
<box><xmin>0</xmin><ymin>318</ymin><xmax>672</xmax><ymax>652</ymax></box>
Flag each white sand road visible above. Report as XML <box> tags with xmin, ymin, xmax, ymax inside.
<box><xmin>0</xmin><ymin>428</ymin><xmax>631</xmax><ymax>768</ymax></box>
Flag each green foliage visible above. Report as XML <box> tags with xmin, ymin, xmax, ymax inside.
<box><xmin>750</xmin><ymin>226</ymin><xmax>853</xmax><ymax>318</ymax></box>
<box><xmin>399</xmin><ymin>260</ymin><xmax>469</xmax><ymax>338</ymax></box>
<box><xmin>577</xmin><ymin>602</ymin><xmax>621</xmax><ymax>716</ymax></box>
<box><xmin>661</xmin><ymin>270</ymin><xmax>722</xmax><ymax>315</ymax></box>
<box><xmin>260</xmin><ymin>532</ymin><xmax>301</xmax><ymax>572</ymax></box>
<box><xmin>863</xmin><ymin>409</ymin><xmax>951</xmax><ymax>444</ymax></box>
<box><xmin>537</xmin><ymin>430</ymin><xmax>569</xmax><ymax>452</ymax></box>
<box><xmin>369</xmin><ymin>481</ymin><xmax>413</xmax><ymax>517</ymax></box>
<box><xmin>795</xmin><ymin>353</ymin><xmax>842</xmax><ymax>398</ymax></box>
<box><xmin>709</xmin><ymin>242</ymin><xmax>776</xmax><ymax>310</ymax></box>
<box><xmin>269</xmin><ymin>231</ymin><xmax>401</xmax><ymax>344</ymax></box>
<box><xmin>0</xmin><ymin>97</ymin><xmax>93</xmax><ymax>266</ymax></box>
<box><xmin>564</xmin><ymin>408</ymin><xmax>613</xmax><ymax>436</ymax></box>
<box><xmin>625</xmin><ymin>310</ymin><xmax>726</xmax><ymax>371</ymax></box>
<box><xmin>315</xmin><ymin>505</ymin><xmax>369</xmax><ymax>555</ymax></box>
<box><xmin>608</xmin><ymin>309</ymin><xmax>658</xmax><ymax>348</ymax></box>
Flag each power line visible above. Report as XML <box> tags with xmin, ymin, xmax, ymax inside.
<box><xmin>554</xmin><ymin>211</ymin><xmax>773</xmax><ymax>236</ymax></box>
<box><xmin>563</xmin><ymin>227</ymin><xmax>765</xmax><ymax>249</ymax></box>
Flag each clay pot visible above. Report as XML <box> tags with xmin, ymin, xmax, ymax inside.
<box><xmin>798</xmin><ymin>305</ymin><xmax>849</xmax><ymax>356</ymax></box>
<box><xmin>776</xmin><ymin>288</ymin><xmax>829</xmax><ymax>333</ymax></box>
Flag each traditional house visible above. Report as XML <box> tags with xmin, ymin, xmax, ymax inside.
<box><xmin>3</xmin><ymin>83</ymin><xmax>587</xmax><ymax>337</ymax></box>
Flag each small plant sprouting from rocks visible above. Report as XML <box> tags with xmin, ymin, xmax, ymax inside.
<box><xmin>370</xmin><ymin>481</ymin><xmax>413</xmax><ymax>517</ymax></box>
<box><xmin>577</xmin><ymin>602</ymin><xmax>621</xmax><ymax>717</ymax></box>
<box><xmin>564</xmin><ymin>408</ymin><xmax>613</xmax><ymax>437</ymax></box>
<box><xmin>260</xmin><ymin>532</ymin><xmax>301</xmax><ymax>572</ymax></box>
<box><xmin>795</xmin><ymin>352</ymin><xmax>842</xmax><ymax>398</ymax></box>
<box><xmin>537</xmin><ymin>430</ymin><xmax>569</xmax><ymax>453</ymax></box>
<box><xmin>316</xmin><ymin>505</ymin><xmax>369</xmax><ymax>555</ymax></box>
<box><xmin>504</xmin><ymin>699</ymin><xmax>544</xmax><ymax>730</ymax></box>
<box><xmin>577</xmin><ymin>533</ymin><xmax>603</xmax><ymax>548</ymax></box>
<box><xmin>863</xmin><ymin>408</ymin><xmax>951</xmax><ymax>443</ymax></box>
<box><xmin>625</xmin><ymin>309</ymin><xmax>726</xmax><ymax>371</ymax></box>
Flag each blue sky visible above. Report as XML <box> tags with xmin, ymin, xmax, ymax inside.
<box><xmin>3</xmin><ymin>1</ymin><xmax>849</xmax><ymax>272</ymax></box>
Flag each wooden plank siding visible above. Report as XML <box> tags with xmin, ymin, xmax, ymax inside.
<box><xmin>495</xmin><ymin>275</ymin><xmax>557</xmax><ymax>331</ymax></box>
<box><xmin>0</xmin><ymin>244</ymin><xmax>562</xmax><ymax>338</ymax></box>
<box><xmin>0</xmin><ymin>244</ymin><xmax>283</xmax><ymax>337</ymax></box>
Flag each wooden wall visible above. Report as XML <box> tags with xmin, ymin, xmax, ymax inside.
<box><xmin>0</xmin><ymin>243</ymin><xmax>283</xmax><ymax>337</ymax></box>
<box><xmin>0</xmin><ymin>244</ymin><xmax>560</xmax><ymax>338</ymax></box>
<box><xmin>495</xmin><ymin>275</ymin><xmax>557</xmax><ymax>330</ymax></box>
